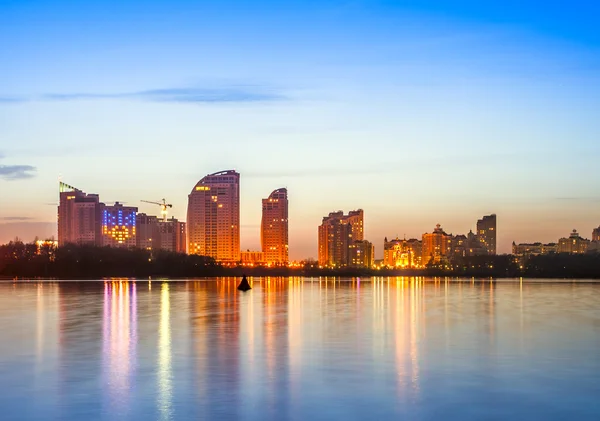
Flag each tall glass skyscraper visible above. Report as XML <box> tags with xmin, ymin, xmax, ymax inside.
<box><xmin>187</xmin><ymin>170</ymin><xmax>240</xmax><ymax>262</ymax></box>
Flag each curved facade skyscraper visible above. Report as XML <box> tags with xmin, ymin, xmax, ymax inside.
<box><xmin>187</xmin><ymin>170</ymin><xmax>240</xmax><ymax>262</ymax></box>
<box><xmin>261</xmin><ymin>188</ymin><xmax>288</xmax><ymax>265</ymax></box>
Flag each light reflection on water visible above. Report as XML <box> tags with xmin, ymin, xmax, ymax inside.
<box><xmin>158</xmin><ymin>282</ymin><xmax>172</xmax><ymax>421</ymax></box>
<box><xmin>0</xmin><ymin>278</ymin><xmax>599</xmax><ymax>421</ymax></box>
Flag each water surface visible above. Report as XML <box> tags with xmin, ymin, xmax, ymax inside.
<box><xmin>0</xmin><ymin>278</ymin><xmax>599</xmax><ymax>420</ymax></box>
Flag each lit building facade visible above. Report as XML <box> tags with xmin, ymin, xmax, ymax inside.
<box><xmin>136</xmin><ymin>214</ymin><xmax>186</xmax><ymax>253</ymax></box>
<box><xmin>35</xmin><ymin>240</ymin><xmax>58</xmax><ymax>259</ymax></box>
<box><xmin>346</xmin><ymin>209</ymin><xmax>364</xmax><ymax>241</ymax></box>
<box><xmin>422</xmin><ymin>224</ymin><xmax>452</xmax><ymax>265</ymax></box>
<box><xmin>261</xmin><ymin>188</ymin><xmax>288</xmax><ymax>265</ymax></box>
<box><xmin>383</xmin><ymin>237</ymin><xmax>422</xmax><ymax>268</ymax></box>
<box><xmin>57</xmin><ymin>182</ymin><xmax>102</xmax><ymax>246</ymax></box>
<box><xmin>588</xmin><ymin>241</ymin><xmax>600</xmax><ymax>253</ymax></box>
<box><xmin>593</xmin><ymin>227</ymin><xmax>600</xmax><ymax>242</ymax></box>
<box><xmin>512</xmin><ymin>242</ymin><xmax>558</xmax><ymax>257</ymax></box>
<box><xmin>557</xmin><ymin>229</ymin><xmax>590</xmax><ymax>254</ymax></box>
<box><xmin>349</xmin><ymin>240</ymin><xmax>374</xmax><ymax>268</ymax></box>
<box><xmin>466</xmin><ymin>230</ymin><xmax>487</xmax><ymax>256</ymax></box>
<box><xmin>318</xmin><ymin>209</ymin><xmax>364</xmax><ymax>267</ymax></box>
<box><xmin>451</xmin><ymin>235</ymin><xmax>468</xmax><ymax>258</ymax></box>
<box><xmin>477</xmin><ymin>214</ymin><xmax>497</xmax><ymax>255</ymax></box>
<box><xmin>241</xmin><ymin>250</ymin><xmax>266</xmax><ymax>266</ymax></box>
<box><xmin>187</xmin><ymin>170</ymin><xmax>240</xmax><ymax>262</ymax></box>
<box><xmin>101</xmin><ymin>202</ymin><xmax>137</xmax><ymax>248</ymax></box>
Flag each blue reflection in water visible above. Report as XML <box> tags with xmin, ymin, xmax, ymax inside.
<box><xmin>0</xmin><ymin>279</ymin><xmax>599</xmax><ymax>421</ymax></box>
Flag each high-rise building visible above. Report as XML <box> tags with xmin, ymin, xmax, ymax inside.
<box><xmin>173</xmin><ymin>220</ymin><xmax>187</xmax><ymax>254</ymax></box>
<box><xmin>349</xmin><ymin>240</ymin><xmax>374</xmax><ymax>268</ymax></box>
<box><xmin>477</xmin><ymin>214</ymin><xmax>497</xmax><ymax>255</ymax></box>
<box><xmin>346</xmin><ymin>209</ymin><xmax>364</xmax><ymax>241</ymax></box>
<box><xmin>136</xmin><ymin>214</ymin><xmax>186</xmax><ymax>253</ymax></box>
<box><xmin>422</xmin><ymin>224</ymin><xmax>452</xmax><ymax>265</ymax></box>
<box><xmin>136</xmin><ymin>213</ymin><xmax>160</xmax><ymax>250</ymax></box>
<box><xmin>318</xmin><ymin>209</ymin><xmax>364</xmax><ymax>267</ymax></box>
<box><xmin>101</xmin><ymin>202</ymin><xmax>138</xmax><ymax>248</ymax></box>
<box><xmin>557</xmin><ymin>229</ymin><xmax>590</xmax><ymax>254</ymax></box>
<box><xmin>57</xmin><ymin>182</ymin><xmax>102</xmax><ymax>246</ymax></box>
<box><xmin>158</xmin><ymin>219</ymin><xmax>186</xmax><ymax>253</ymax></box>
<box><xmin>261</xmin><ymin>188</ymin><xmax>288</xmax><ymax>265</ymax></box>
<box><xmin>593</xmin><ymin>227</ymin><xmax>600</xmax><ymax>242</ymax></box>
<box><xmin>187</xmin><ymin>170</ymin><xmax>240</xmax><ymax>262</ymax></box>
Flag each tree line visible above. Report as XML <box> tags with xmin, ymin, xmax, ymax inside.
<box><xmin>1</xmin><ymin>241</ymin><xmax>600</xmax><ymax>279</ymax></box>
<box><xmin>0</xmin><ymin>242</ymin><xmax>220</xmax><ymax>279</ymax></box>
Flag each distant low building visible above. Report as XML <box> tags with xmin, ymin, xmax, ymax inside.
<box><xmin>512</xmin><ymin>242</ymin><xmax>558</xmax><ymax>257</ymax></box>
<box><xmin>593</xmin><ymin>227</ymin><xmax>600</xmax><ymax>242</ymax></box>
<box><xmin>241</xmin><ymin>250</ymin><xmax>266</xmax><ymax>266</ymax></box>
<box><xmin>452</xmin><ymin>234</ymin><xmax>468</xmax><ymax>258</ymax></box>
<box><xmin>587</xmin><ymin>241</ymin><xmax>600</xmax><ymax>254</ymax></box>
<box><xmin>383</xmin><ymin>237</ymin><xmax>422</xmax><ymax>268</ymax></box>
<box><xmin>558</xmin><ymin>229</ymin><xmax>590</xmax><ymax>254</ymax></box>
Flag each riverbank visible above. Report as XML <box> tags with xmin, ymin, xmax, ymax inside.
<box><xmin>2</xmin><ymin>243</ymin><xmax>600</xmax><ymax>279</ymax></box>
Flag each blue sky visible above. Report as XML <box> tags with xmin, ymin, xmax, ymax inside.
<box><xmin>1</xmin><ymin>0</ymin><xmax>599</xmax><ymax>258</ymax></box>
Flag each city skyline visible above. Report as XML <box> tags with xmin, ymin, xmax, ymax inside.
<box><xmin>5</xmin><ymin>176</ymin><xmax>600</xmax><ymax>260</ymax></box>
<box><xmin>2</xmin><ymin>1</ymin><xmax>600</xmax><ymax>258</ymax></box>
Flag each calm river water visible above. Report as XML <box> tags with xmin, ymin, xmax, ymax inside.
<box><xmin>0</xmin><ymin>278</ymin><xmax>599</xmax><ymax>420</ymax></box>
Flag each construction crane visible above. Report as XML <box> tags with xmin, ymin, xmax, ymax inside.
<box><xmin>141</xmin><ymin>199</ymin><xmax>173</xmax><ymax>222</ymax></box>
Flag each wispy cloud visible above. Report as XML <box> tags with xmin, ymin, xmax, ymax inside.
<box><xmin>2</xmin><ymin>217</ymin><xmax>33</xmax><ymax>221</ymax></box>
<box><xmin>2</xmin><ymin>85</ymin><xmax>286</xmax><ymax>105</ymax></box>
<box><xmin>0</xmin><ymin>96</ymin><xmax>26</xmax><ymax>103</ymax></box>
<box><xmin>0</xmin><ymin>164</ymin><xmax>37</xmax><ymax>180</ymax></box>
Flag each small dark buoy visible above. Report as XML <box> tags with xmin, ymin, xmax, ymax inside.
<box><xmin>237</xmin><ymin>275</ymin><xmax>251</xmax><ymax>291</ymax></box>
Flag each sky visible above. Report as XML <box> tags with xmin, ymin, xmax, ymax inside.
<box><xmin>1</xmin><ymin>0</ymin><xmax>599</xmax><ymax>259</ymax></box>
